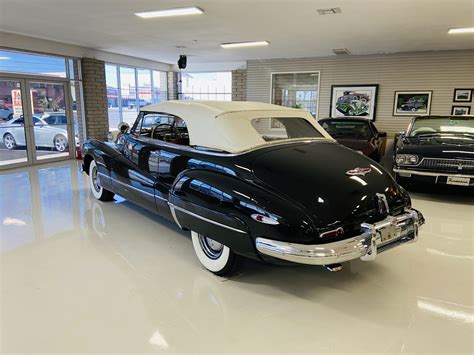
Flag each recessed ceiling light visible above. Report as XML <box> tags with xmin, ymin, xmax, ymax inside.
<box><xmin>135</xmin><ymin>6</ymin><xmax>203</xmax><ymax>19</ymax></box>
<box><xmin>448</xmin><ymin>27</ymin><xmax>474</xmax><ymax>34</ymax></box>
<box><xmin>221</xmin><ymin>41</ymin><xmax>269</xmax><ymax>49</ymax></box>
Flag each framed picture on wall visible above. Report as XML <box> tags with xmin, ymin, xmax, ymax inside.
<box><xmin>453</xmin><ymin>89</ymin><xmax>472</xmax><ymax>102</ymax></box>
<box><xmin>329</xmin><ymin>84</ymin><xmax>378</xmax><ymax>121</ymax></box>
<box><xmin>451</xmin><ymin>106</ymin><xmax>471</xmax><ymax>116</ymax></box>
<box><xmin>393</xmin><ymin>91</ymin><xmax>432</xmax><ymax>116</ymax></box>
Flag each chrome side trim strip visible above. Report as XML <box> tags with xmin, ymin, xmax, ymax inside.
<box><xmin>169</xmin><ymin>204</ymin><xmax>183</xmax><ymax>229</ymax></box>
<box><xmin>394</xmin><ymin>169</ymin><xmax>474</xmax><ymax>178</ymax></box>
<box><xmin>168</xmin><ymin>203</ymin><xmax>247</xmax><ymax>234</ymax></box>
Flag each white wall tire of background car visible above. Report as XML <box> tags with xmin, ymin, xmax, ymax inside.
<box><xmin>191</xmin><ymin>231</ymin><xmax>241</xmax><ymax>276</ymax></box>
<box><xmin>88</xmin><ymin>160</ymin><xmax>114</xmax><ymax>201</ymax></box>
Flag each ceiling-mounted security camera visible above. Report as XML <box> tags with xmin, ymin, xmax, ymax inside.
<box><xmin>178</xmin><ymin>55</ymin><xmax>187</xmax><ymax>69</ymax></box>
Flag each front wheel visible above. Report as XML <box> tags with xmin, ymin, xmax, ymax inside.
<box><xmin>89</xmin><ymin>160</ymin><xmax>114</xmax><ymax>201</ymax></box>
<box><xmin>191</xmin><ymin>231</ymin><xmax>241</xmax><ymax>276</ymax></box>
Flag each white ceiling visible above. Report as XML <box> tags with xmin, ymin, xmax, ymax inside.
<box><xmin>1</xmin><ymin>0</ymin><xmax>473</xmax><ymax>66</ymax></box>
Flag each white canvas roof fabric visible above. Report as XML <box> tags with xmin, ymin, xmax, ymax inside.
<box><xmin>141</xmin><ymin>101</ymin><xmax>332</xmax><ymax>153</ymax></box>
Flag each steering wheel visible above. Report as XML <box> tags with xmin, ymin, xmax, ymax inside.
<box><xmin>411</xmin><ymin>127</ymin><xmax>437</xmax><ymax>136</ymax></box>
<box><xmin>151</xmin><ymin>123</ymin><xmax>174</xmax><ymax>139</ymax></box>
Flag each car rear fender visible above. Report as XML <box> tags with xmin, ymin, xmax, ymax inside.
<box><xmin>169</xmin><ymin>169</ymin><xmax>316</xmax><ymax>260</ymax></box>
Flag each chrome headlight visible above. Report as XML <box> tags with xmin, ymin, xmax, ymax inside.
<box><xmin>395</xmin><ymin>154</ymin><xmax>419</xmax><ymax>165</ymax></box>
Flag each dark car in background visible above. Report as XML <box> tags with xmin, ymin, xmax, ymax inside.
<box><xmin>393</xmin><ymin>115</ymin><xmax>474</xmax><ymax>187</ymax></box>
<box><xmin>319</xmin><ymin>117</ymin><xmax>387</xmax><ymax>162</ymax></box>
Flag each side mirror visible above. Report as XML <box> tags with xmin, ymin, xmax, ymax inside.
<box><xmin>378</xmin><ymin>131</ymin><xmax>387</xmax><ymax>138</ymax></box>
<box><xmin>117</xmin><ymin>121</ymin><xmax>130</xmax><ymax>134</ymax></box>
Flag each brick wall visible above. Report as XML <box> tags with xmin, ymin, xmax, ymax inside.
<box><xmin>168</xmin><ymin>72</ymin><xmax>178</xmax><ymax>100</ymax></box>
<box><xmin>81</xmin><ymin>58</ymin><xmax>108</xmax><ymax>140</ymax></box>
<box><xmin>232</xmin><ymin>69</ymin><xmax>247</xmax><ymax>101</ymax></box>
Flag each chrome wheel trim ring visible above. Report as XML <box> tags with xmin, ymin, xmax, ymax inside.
<box><xmin>198</xmin><ymin>234</ymin><xmax>224</xmax><ymax>260</ymax></box>
<box><xmin>91</xmin><ymin>165</ymin><xmax>100</xmax><ymax>193</ymax></box>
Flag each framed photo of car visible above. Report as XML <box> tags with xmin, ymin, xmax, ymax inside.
<box><xmin>393</xmin><ymin>91</ymin><xmax>432</xmax><ymax>116</ymax></box>
<box><xmin>453</xmin><ymin>88</ymin><xmax>472</xmax><ymax>102</ymax></box>
<box><xmin>330</xmin><ymin>84</ymin><xmax>379</xmax><ymax>121</ymax></box>
<box><xmin>451</xmin><ymin>105</ymin><xmax>471</xmax><ymax>116</ymax></box>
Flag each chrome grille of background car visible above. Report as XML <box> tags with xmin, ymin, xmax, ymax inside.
<box><xmin>418</xmin><ymin>158</ymin><xmax>474</xmax><ymax>173</ymax></box>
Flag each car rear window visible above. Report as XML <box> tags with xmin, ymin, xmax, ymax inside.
<box><xmin>250</xmin><ymin>117</ymin><xmax>323</xmax><ymax>142</ymax></box>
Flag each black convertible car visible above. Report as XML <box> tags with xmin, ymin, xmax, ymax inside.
<box><xmin>394</xmin><ymin>115</ymin><xmax>474</xmax><ymax>187</ymax></box>
<box><xmin>82</xmin><ymin>101</ymin><xmax>424</xmax><ymax>275</ymax></box>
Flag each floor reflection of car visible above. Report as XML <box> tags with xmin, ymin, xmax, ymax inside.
<box><xmin>0</xmin><ymin>115</ymin><xmax>78</xmax><ymax>152</ymax></box>
<box><xmin>319</xmin><ymin>117</ymin><xmax>387</xmax><ymax>162</ymax></box>
<box><xmin>394</xmin><ymin>115</ymin><xmax>474</xmax><ymax>187</ymax></box>
<box><xmin>0</xmin><ymin>104</ymin><xmax>13</xmax><ymax>123</ymax></box>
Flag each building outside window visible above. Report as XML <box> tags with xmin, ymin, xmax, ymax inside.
<box><xmin>105</xmin><ymin>64</ymin><xmax>167</xmax><ymax>130</ymax></box>
<box><xmin>271</xmin><ymin>72</ymin><xmax>320</xmax><ymax>117</ymax></box>
<box><xmin>178</xmin><ymin>72</ymin><xmax>232</xmax><ymax>101</ymax></box>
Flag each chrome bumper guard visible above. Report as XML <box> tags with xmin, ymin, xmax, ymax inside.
<box><xmin>255</xmin><ymin>208</ymin><xmax>424</xmax><ymax>265</ymax></box>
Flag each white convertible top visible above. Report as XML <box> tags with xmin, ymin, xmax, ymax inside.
<box><xmin>141</xmin><ymin>100</ymin><xmax>332</xmax><ymax>153</ymax></box>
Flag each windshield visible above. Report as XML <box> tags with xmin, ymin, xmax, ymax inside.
<box><xmin>320</xmin><ymin>120</ymin><xmax>372</xmax><ymax>139</ymax></box>
<box><xmin>409</xmin><ymin>116</ymin><xmax>474</xmax><ymax>137</ymax></box>
<box><xmin>250</xmin><ymin>117</ymin><xmax>323</xmax><ymax>142</ymax></box>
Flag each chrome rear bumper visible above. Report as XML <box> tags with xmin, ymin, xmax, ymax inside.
<box><xmin>255</xmin><ymin>208</ymin><xmax>424</xmax><ymax>266</ymax></box>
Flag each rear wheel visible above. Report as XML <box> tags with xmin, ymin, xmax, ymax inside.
<box><xmin>89</xmin><ymin>160</ymin><xmax>114</xmax><ymax>201</ymax></box>
<box><xmin>191</xmin><ymin>231</ymin><xmax>241</xmax><ymax>276</ymax></box>
<box><xmin>3</xmin><ymin>133</ymin><xmax>17</xmax><ymax>150</ymax></box>
<box><xmin>53</xmin><ymin>134</ymin><xmax>68</xmax><ymax>152</ymax></box>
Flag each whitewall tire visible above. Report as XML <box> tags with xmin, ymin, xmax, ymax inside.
<box><xmin>191</xmin><ymin>231</ymin><xmax>241</xmax><ymax>276</ymax></box>
<box><xmin>89</xmin><ymin>160</ymin><xmax>114</xmax><ymax>201</ymax></box>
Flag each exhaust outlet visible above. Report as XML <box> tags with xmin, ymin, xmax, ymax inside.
<box><xmin>324</xmin><ymin>263</ymin><xmax>343</xmax><ymax>272</ymax></box>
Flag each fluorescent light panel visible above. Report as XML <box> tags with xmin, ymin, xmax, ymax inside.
<box><xmin>448</xmin><ymin>27</ymin><xmax>474</xmax><ymax>34</ymax></box>
<box><xmin>135</xmin><ymin>6</ymin><xmax>203</xmax><ymax>19</ymax></box>
<box><xmin>221</xmin><ymin>41</ymin><xmax>269</xmax><ymax>49</ymax></box>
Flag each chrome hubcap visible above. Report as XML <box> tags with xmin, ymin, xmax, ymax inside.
<box><xmin>91</xmin><ymin>166</ymin><xmax>100</xmax><ymax>193</ymax></box>
<box><xmin>198</xmin><ymin>234</ymin><xmax>224</xmax><ymax>259</ymax></box>
<box><xmin>55</xmin><ymin>136</ymin><xmax>67</xmax><ymax>152</ymax></box>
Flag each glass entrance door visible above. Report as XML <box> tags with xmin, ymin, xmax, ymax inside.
<box><xmin>28</xmin><ymin>81</ymin><xmax>74</xmax><ymax>162</ymax></box>
<box><xmin>0</xmin><ymin>78</ymin><xmax>74</xmax><ymax>169</ymax></box>
<box><xmin>0</xmin><ymin>78</ymin><xmax>30</xmax><ymax>167</ymax></box>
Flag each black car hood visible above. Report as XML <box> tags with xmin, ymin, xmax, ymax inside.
<box><xmin>251</xmin><ymin>141</ymin><xmax>408</xmax><ymax>229</ymax></box>
<box><xmin>398</xmin><ymin>139</ymin><xmax>474</xmax><ymax>159</ymax></box>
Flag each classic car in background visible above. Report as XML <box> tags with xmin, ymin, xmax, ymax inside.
<box><xmin>82</xmin><ymin>101</ymin><xmax>424</xmax><ymax>275</ymax></box>
<box><xmin>394</xmin><ymin>115</ymin><xmax>474</xmax><ymax>187</ymax></box>
<box><xmin>319</xmin><ymin>117</ymin><xmax>387</xmax><ymax>162</ymax></box>
<box><xmin>0</xmin><ymin>114</ymin><xmax>78</xmax><ymax>152</ymax></box>
<box><xmin>336</xmin><ymin>91</ymin><xmax>370</xmax><ymax>116</ymax></box>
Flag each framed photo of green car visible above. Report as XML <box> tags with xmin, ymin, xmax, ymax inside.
<box><xmin>453</xmin><ymin>88</ymin><xmax>472</xmax><ymax>102</ymax></box>
<box><xmin>451</xmin><ymin>106</ymin><xmax>471</xmax><ymax>116</ymax></box>
<box><xmin>330</xmin><ymin>84</ymin><xmax>379</xmax><ymax>121</ymax></box>
<box><xmin>393</xmin><ymin>91</ymin><xmax>432</xmax><ymax>116</ymax></box>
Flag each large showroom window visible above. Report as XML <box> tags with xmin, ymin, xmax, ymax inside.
<box><xmin>271</xmin><ymin>72</ymin><xmax>320</xmax><ymax>118</ymax></box>
<box><xmin>178</xmin><ymin>72</ymin><xmax>232</xmax><ymax>101</ymax></box>
<box><xmin>105</xmin><ymin>64</ymin><xmax>167</xmax><ymax>130</ymax></box>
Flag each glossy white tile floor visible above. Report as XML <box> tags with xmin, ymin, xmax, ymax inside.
<box><xmin>1</xmin><ymin>161</ymin><xmax>473</xmax><ymax>354</ymax></box>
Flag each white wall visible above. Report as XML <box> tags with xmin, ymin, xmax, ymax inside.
<box><xmin>1</xmin><ymin>31</ymin><xmax>172</xmax><ymax>71</ymax></box>
<box><xmin>246</xmin><ymin>50</ymin><xmax>474</xmax><ymax>137</ymax></box>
